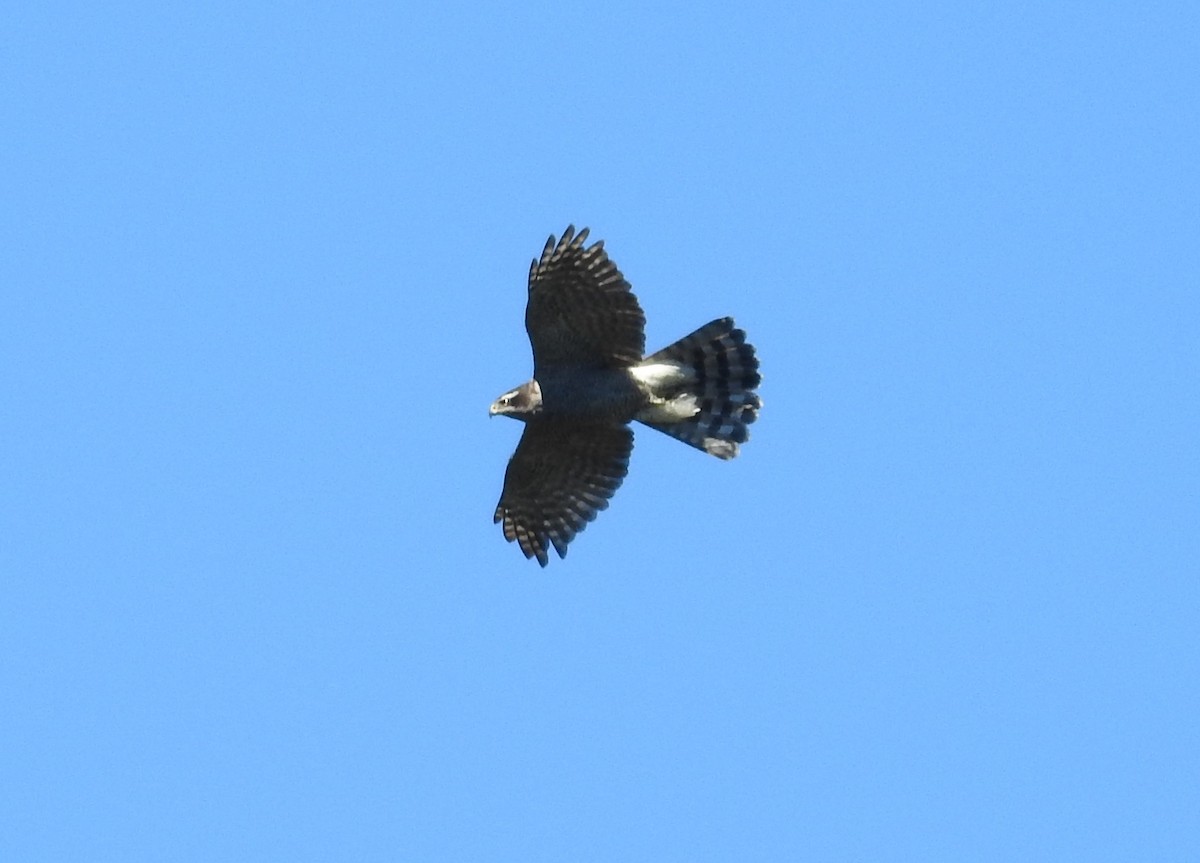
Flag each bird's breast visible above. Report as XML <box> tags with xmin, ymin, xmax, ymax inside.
<box><xmin>535</xmin><ymin>366</ymin><xmax>644</xmax><ymax>421</ymax></box>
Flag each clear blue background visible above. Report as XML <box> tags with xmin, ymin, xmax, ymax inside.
<box><xmin>2</xmin><ymin>2</ymin><xmax>1197</xmax><ymax>860</ymax></box>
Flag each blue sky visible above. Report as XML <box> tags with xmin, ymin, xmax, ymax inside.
<box><xmin>2</xmin><ymin>1</ymin><xmax>1197</xmax><ymax>860</ymax></box>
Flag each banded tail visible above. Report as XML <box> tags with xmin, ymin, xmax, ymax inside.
<box><xmin>633</xmin><ymin>317</ymin><xmax>762</xmax><ymax>459</ymax></box>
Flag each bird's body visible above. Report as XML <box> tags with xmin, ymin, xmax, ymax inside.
<box><xmin>538</xmin><ymin>365</ymin><xmax>645</xmax><ymax>419</ymax></box>
<box><xmin>491</xmin><ymin>226</ymin><xmax>762</xmax><ymax>566</ymax></box>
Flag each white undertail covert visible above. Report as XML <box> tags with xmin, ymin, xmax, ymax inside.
<box><xmin>634</xmin><ymin>317</ymin><xmax>762</xmax><ymax>459</ymax></box>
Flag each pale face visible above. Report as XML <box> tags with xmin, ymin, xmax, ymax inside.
<box><xmin>489</xmin><ymin>380</ymin><xmax>542</xmax><ymax>418</ymax></box>
<box><xmin>489</xmin><ymin>388</ymin><xmax>522</xmax><ymax>416</ymax></box>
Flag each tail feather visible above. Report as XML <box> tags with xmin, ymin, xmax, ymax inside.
<box><xmin>637</xmin><ymin>317</ymin><xmax>762</xmax><ymax>459</ymax></box>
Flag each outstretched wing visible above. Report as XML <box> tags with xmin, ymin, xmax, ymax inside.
<box><xmin>493</xmin><ymin>418</ymin><xmax>633</xmax><ymax>566</ymax></box>
<box><xmin>526</xmin><ymin>225</ymin><xmax>646</xmax><ymax>373</ymax></box>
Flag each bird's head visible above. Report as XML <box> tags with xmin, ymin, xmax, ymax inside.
<box><xmin>489</xmin><ymin>380</ymin><xmax>543</xmax><ymax>420</ymax></box>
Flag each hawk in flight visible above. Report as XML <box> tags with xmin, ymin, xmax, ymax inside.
<box><xmin>491</xmin><ymin>226</ymin><xmax>762</xmax><ymax>566</ymax></box>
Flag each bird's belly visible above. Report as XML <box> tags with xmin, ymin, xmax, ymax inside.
<box><xmin>537</xmin><ymin>367</ymin><xmax>642</xmax><ymax>420</ymax></box>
